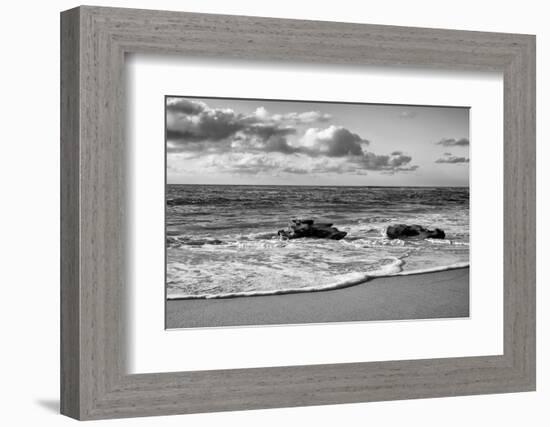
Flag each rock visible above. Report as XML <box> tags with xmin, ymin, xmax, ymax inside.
<box><xmin>294</xmin><ymin>219</ymin><xmax>314</xmax><ymax>225</ymax></box>
<box><xmin>386</xmin><ymin>224</ymin><xmax>445</xmax><ymax>240</ymax></box>
<box><xmin>166</xmin><ymin>236</ymin><xmax>180</xmax><ymax>246</ymax></box>
<box><xmin>278</xmin><ymin>219</ymin><xmax>347</xmax><ymax>240</ymax></box>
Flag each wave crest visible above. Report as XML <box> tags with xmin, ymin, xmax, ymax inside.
<box><xmin>166</xmin><ymin>259</ymin><xmax>469</xmax><ymax>300</ymax></box>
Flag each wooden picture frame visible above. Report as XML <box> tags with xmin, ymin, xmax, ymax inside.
<box><xmin>60</xmin><ymin>5</ymin><xmax>536</xmax><ymax>420</ymax></box>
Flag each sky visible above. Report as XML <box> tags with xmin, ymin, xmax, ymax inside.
<box><xmin>166</xmin><ymin>96</ymin><xmax>470</xmax><ymax>186</ymax></box>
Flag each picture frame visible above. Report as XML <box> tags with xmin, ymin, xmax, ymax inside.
<box><xmin>60</xmin><ymin>5</ymin><xmax>536</xmax><ymax>420</ymax></box>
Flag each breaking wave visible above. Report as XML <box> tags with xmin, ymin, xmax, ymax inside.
<box><xmin>167</xmin><ymin>258</ymin><xmax>469</xmax><ymax>300</ymax></box>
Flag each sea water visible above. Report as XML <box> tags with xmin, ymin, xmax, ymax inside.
<box><xmin>166</xmin><ymin>185</ymin><xmax>469</xmax><ymax>299</ymax></box>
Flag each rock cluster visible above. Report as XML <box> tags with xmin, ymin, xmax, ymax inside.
<box><xmin>278</xmin><ymin>219</ymin><xmax>347</xmax><ymax>240</ymax></box>
<box><xmin>386</xmin><ymin>224</ymin><xmax>445</xmax><ymax>240</ymax></box>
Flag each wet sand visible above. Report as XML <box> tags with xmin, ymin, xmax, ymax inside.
<box><xmin>166</xmin><ymin>267</ymin><xmax>469</xmax><ymax>329</ymax></box>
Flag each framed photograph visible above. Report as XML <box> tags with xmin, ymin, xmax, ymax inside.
<box><xmin>164</xmin><ymin>96</ymin><xmax>471</xmax><ymax>328</ymax></box>
<box><xmin>61</xmin><ymin>6</ymin><xmax>536</xmax><ymax>420</ymax></box>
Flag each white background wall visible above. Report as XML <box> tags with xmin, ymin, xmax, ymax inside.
<box><xmin>0</xmin><ymin>0</ymin><xmax>546</xmax><ymax>425</ymax></box>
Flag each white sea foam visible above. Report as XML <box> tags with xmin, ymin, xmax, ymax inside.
<box><xmin>166</xmin><ymin>258</ymin><xmax>469</xmax><ymax>300</ymax></box>
<box><xmin>425</xmin><ymin>238</ymin><xmax>470</xmax><ymax>246</ymax></box>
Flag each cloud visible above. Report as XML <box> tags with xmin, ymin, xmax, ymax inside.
<box><xmin>166</xmin><ymin>98</ymin><xmax>333</xmax><ymax>154</ymax></box>
<box><xmin>352</xmin><ymin>152</ymin><xmax>417</xmax><ymax>172</ymax></box>
<box><xmin>436</xmin><ymin>137</ymin><xmax>470</xmax><ymax>147</ymax></box>
<box><xmin>389</xmin><ymin>153</ymin><xmax>413</xmax><ymax>167</ymax></box>
<box><xmin>183</xmin><ymin>152</ymin><xmax>304</xmax><ymax>176</ymax></box>
<box><xmin>166</xmin><ymin>104</ymin><xmax>258</xmax><ymax>143</ymax></box>
<box><xmin>271</xmin><ymin>110</ymin><xmax>332</xmax><ymax>124</ymax></box>
<box><xmin>173</xmin><ymin>151</ymin><xmax>416</xmax><ymax>176</ymax></box>
<box><xmin>166</xmin><ymin>98</ymin><xmax>207</xmax><ymax>115</ymax></box>
<box><xmin>435</xmin><ymin>155</ymin><xmax>470</xmax><ymax>164</ymax></box>
<box><xmin>253</xmin><ymin>106</ymin><xmax>269</xmax><ymax>119</ymax></box>
<box><xmin>241</xmin><ymin>123</ymin><xmax>296</xmax><ymax>140</ymax></box>
<box><xmin>298</xmin><ymin>127</ymin><xmax>415</xmax><ymax>172</ymax></box>
<box><xmin>220</xmin><ymin>154</ymin><xmax>284</xmax><ymax>175</ymax></box>
<box><xmin>300</xmin><ymin>125</ymin><xmax>368</xmax><ymax>157</ymax></box>
<box><xmin>253</xmin><ymin>107</ymin><xmax>331</xmax><ymax>124</ymax></box>
<box><xmin>166</xmin><ymin>98</ymin><xmax>417</xmax><ymax>175</ymax></box>
<box><xmin>261</xmin><ymin>136</ymin><xmax>301</xmax><ymax>154</ymax></box>
<box><xmin>166</xmin><ymin>139</ymin><xmax>233</xmax><ymax>154</ymax></box>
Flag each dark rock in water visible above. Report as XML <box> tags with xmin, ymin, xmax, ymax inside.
<box><xmin>294</xmin><ymin>218</ymin><xmax>314</xmax><ymax>225</ymax></box>
<box><xmin>166</xmin><ymin>236</ymin><xmax>180</xmax><ymax>246</ymax></box>
<box><xmin>278</xmin><ymin>218</ymin><xmax>347</xmax><ymax>240</ymax></box>
<box><xmin>328</xmin><ymin>230</ymin><xmax>347</xmax><ymax>240</ymax></box>
<box><xmin>386</xmin><ymin>224</ymin><xmax>445</xmax><ymax>240</ymax></box>
<box><xmin>314</xmin><ymin>222</ymin><xmax>334</xmax><ymax>228</ymax></box>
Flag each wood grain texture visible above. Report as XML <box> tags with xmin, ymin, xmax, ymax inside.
<box><xmin>60</xmin><ymin>7</ymin><xmax>80</xmax><ymax>419</ymax></box>
<box><xmin>60</xmin><ymin>6</ymin><xmax>536</xmax><ymax>420</ymax></box>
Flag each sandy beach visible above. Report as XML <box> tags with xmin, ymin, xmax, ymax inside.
<box><xmin>166</xmin><ymin>266</ymin><xmax>469</xmax><ymax>329</ymax></box>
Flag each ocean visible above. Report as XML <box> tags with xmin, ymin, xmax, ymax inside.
<box><xmin>166</xmin><ymin>185</ymin><xmax>469</xmax><ymax>299</ymax></box>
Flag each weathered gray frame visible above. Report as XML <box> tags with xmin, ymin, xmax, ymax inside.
<box><xmin>60</xmin><ymin>5</ymin><xmax>536</xmax><ymax>420</ymax></box>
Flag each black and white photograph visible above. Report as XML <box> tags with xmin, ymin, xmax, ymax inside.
<box><xmin>165</xmin><ymin>96</ymin><xmax>470</xmax><ymax>328</ymax></box>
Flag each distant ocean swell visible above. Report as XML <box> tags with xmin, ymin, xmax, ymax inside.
<box><xmin>166</xmin><ymin>185</ymin><xmax>470</xmax><ymax>300</ymax></box>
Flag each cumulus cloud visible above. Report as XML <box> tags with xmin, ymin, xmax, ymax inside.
<box><xmin>166</xmin><ymin>98</ymin><xmax>331</xmax><ymax>154</ymax></box>
<box><xmin>166</xmin><ymin>98</ymin><xmax>207</xmax><ymax>115</ymax></box>
<box><xmin>300</xmin><ymin>125</ymin><xmax>368</xmax><ymax>157</ymax></box>
<box><xmin>436</xmin><ymin>137</ymin><xmax>470</xmax><ymax>147</ymax></box>
<box><xmin>166</xmin><ymin>97</ymin><xmax>417</xmax><ymax>175</ymax></box>
<box><xmin>297</xmin><ymin>126</ymin><xmax>415</xmax><ymax>172</ymax></box>
<box><xmin>389</xmin><ymin>153</ymin><xmax>413</xmax><ymax>167</ymax></box>
<box><xmin>167</xmin><ymin>104</ymin><xmax>256</xmax><ymax>143</ymax></box>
